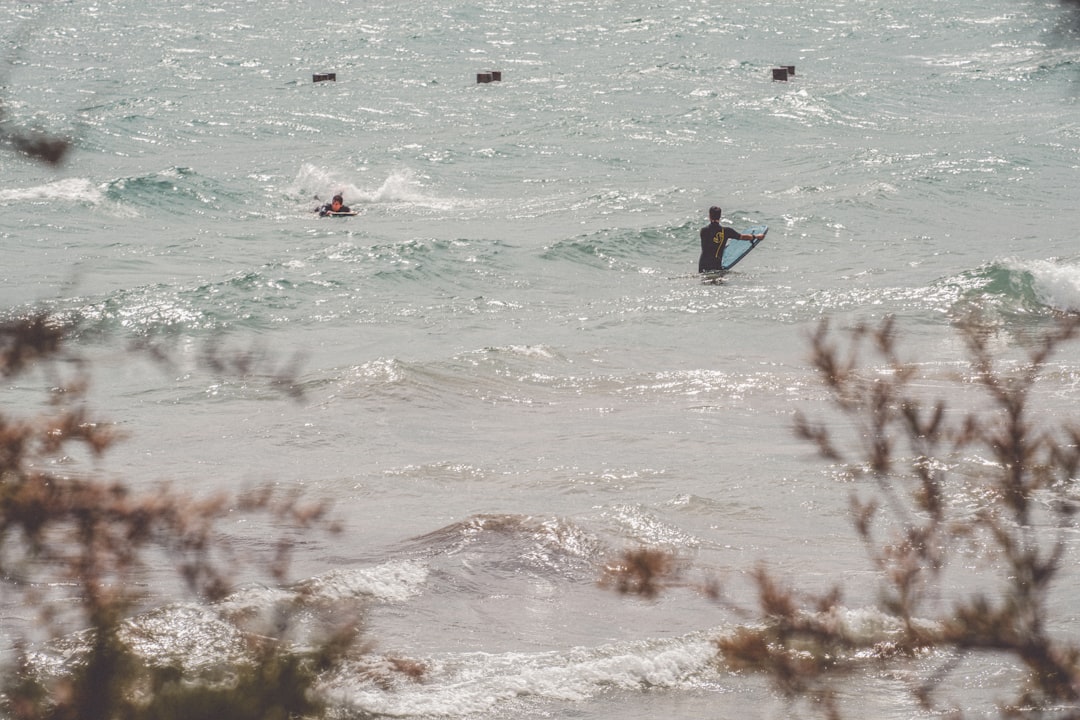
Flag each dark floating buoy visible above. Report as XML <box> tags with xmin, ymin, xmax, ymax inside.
<box><xmin>313</xmin><ymin>72</ymin><xmax>336</xmax><ymax>83</ymax></box>
<box><xmin>477</xmin><ymin>70</ymin><xmax>502</xmax><ymax>84</ymax></box>
<box><xmin>786</xmin><ymin>65</ymin><xmax>796</xmax><ymax>75</ymax></box>
<box><xmin>772</xmin><ymin>67</ymin><xmax>789</xmax><ymax>82</ymax></box>
<box><xmin>490</xmin><ymin>70</ymin><xmax>502</xmax><ymax>81</ymax></box>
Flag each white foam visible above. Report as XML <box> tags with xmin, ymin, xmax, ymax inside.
<box><xmin>290</xmin><ymin>164</ymin><xmax>465</xmax><ymax>210</ymax></box>
<box><xmin>0</xmin><ymin>178</ymin><xmax>104</xmax><ymax>205</ymax></box>
<box><xmin>299</xmin><ymin>559</ymin><xmax>430</xmax><ymax>602</ymax></box>
<box><xmin>1024</xmin><ymin>259</ymin><xmax>1080</xmax><ymax>313</ymax></box>
<box><xmin>216</xmin><ymin>559</ymin><xmax>429</xmax><ymax>616</ymax></box>
<box><xmin>331</xmin><ymin>633</ymin><xmax>719</xmax><ymax>717</ymax></box>
<box><xmin>361</xmin><ymin>169</ymin><xmax>431</xmax><ymax>205</ymax></box>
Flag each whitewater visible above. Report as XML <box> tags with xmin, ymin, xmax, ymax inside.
<box><xmin>2</xmin><ymin>0</ymin><xmax>1080</xmax><ymax>717</ymax></box>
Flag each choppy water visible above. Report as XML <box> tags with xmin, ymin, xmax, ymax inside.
<box><xmin>3</xmin><ymin>0</ymin><xmax>1080</xmax><ymax>717</ymax></box>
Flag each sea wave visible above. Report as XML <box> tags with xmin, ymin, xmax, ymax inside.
<box><xmin>1010</xmin><ymin>257</ymin><xmax>1080</xmax><ymax>313</ymax></box>
<box><xmin>946</xmin><ymin>256</ymin><xmax>1080</xmax><ymax>318</ymax></box>
<box><xmin>28</xmin><ymin>559</ymin><xmax>431</xmax><ymax>677</ymax></box>
<box><xmin>327</xmin><ymin>632</ymin><xmax>721</xmax><ymax>717</ymax></box>
<box><xmin>24</xmin><ymin>590</ymin><xmax>964</xmax><ymax>720</ymax></box>
<box><xmin>402</xmin><ymin>513</ymin><xmax>605</xmax><ymax>578</ymax></box>
<box><xmin>103</xmin><ymin>166</ymin><xmax>239</xmax><ymax>216</ymax></box>
<box><xmin>328</xmin><ymin>603</ymin><xmax>942</xmax><ymax>718</ymax></box>
<box><xmin>0</xmin><ymin>177</ymin><xmax>105</xmax><ymax>206</ymax></box>
<box><xmin>540</xmin><ymin>225</ymin><xmax>685</xmax><ymax>271</ymax></box>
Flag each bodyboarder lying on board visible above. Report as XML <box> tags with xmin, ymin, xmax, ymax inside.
<box><xmin>318</xmin><ymin>194</ymin><xmax>353</xmax><ymax>216</ymax></box>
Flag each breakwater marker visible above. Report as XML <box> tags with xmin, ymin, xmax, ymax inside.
<box><xmin>771</xmin><ymin>65</ymin><xmax>796</xmax><ymax>81</ymax></box>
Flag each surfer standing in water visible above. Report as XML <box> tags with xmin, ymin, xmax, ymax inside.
<box><xmin>698</xmin><ymin>206</ymin><xmax>765</xmax><ymax>273</ymax></box>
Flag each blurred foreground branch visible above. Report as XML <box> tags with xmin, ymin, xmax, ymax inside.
<box><xmin>0</xmin><ymin>312</ymin><xmax>371</xmax><ymax>720</ymax></box>
<box><xmin>607</xmin><ymin>313</ymin><xmax>1080</xmax><ymax>719</ymax></box>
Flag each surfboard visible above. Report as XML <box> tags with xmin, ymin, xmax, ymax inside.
<box><xmin>700</xmin><ymin>224</ymin><xmax>768</xmax><ymax>282</ymax></box>
<box><xmin>721</xmin><ymin>224</ymin><xmax>767</xmax><ymax>270</ymax></box>
<box><xmin>321</xmin><ymin>211</ymin><xmax>359</xmax><ymax>217</ymax></box>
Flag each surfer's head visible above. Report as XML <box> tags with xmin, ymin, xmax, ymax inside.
<box><xmin>331</xmin><ymin>194</ymin><xmax>344</xmax><ymax>209</ymax></box>
<box><xmin>708</xmin><ymin>206</ymin><xmax>722</xmax><ymax>221</ymax></box>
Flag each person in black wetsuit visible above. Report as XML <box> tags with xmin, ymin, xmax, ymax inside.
<box><xmin>318</xmin><ymin>194</ymin><xmax>352</xmax><ymax>216</ymax></box>
<box><xmin>698</xmin><ymin>205</ymin><xmax>765</xmax><ymax>273</ymax></box>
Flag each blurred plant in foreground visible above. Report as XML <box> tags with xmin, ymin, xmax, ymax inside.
<box><xmin>0</xmin><ymin>313</ymin><xmax>367</xmax><ymax>720</ymax></box>
<box><xmin>604</xmin><ymin>313</ymin><xmax>1080</xmax><ymax>719</ymax></box>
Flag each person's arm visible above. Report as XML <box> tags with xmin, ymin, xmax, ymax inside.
<box><xmin>738</xmin><ymin>232</ymin><xmax>765</xmax><ymax>241</ymax></box>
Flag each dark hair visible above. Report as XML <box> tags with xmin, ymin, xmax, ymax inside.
<box><xmin>709</xmin><ymin>206</ymin><xmax>722</xmax><ymax>221</ymax></box>
<box><xmin>332</xmin><ymin>194</ymin><xmax>344</xmax><ymax>204</ymax></box>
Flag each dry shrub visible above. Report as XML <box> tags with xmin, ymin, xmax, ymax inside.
<box><xmin>748</xmin><ymin>314</ymin><xmax>1080</xmax><ymax>718</ymax></box>
<box><xmin>606</xmin><ymin>313</ymin><xmax>1080</xmax><ymax>719</ymax></box>
<box><xmin>599</xmin><ymin>548</ymin><xmax>680</xmax><ymax>600</ymax></box>
<box><xmin>0</xmin><ymin>313</ymin><xmax>374</xmax><ymax>720</ymax></box>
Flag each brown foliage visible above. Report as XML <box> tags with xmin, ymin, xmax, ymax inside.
<box><xmin>606</xmin><ymin>313</ymin><xmax>1080</xmax><ymax>719</ymax></box>
<box><xmin>1</xmin><ymin>80</ymin><xmax>72</xmax><ymax>166</ymax></box>
<box><xmin>599</xmin><ymin>548</ymin><xmax>679</xmax><ymax>600</ymax></box>
<box><xmin>734</xmin><ymin>314</ymin><xmax>1080</xmax><ymax>718</ymax></box>
<box><xmin>8</xmin><ymin>130</ymin><xmax>72</xmax><ymax>166</ymax></box>
<box><xmin>0</xmin><ymin>313</ymin><xmax>368</xmax><ymax>720</ymax></box>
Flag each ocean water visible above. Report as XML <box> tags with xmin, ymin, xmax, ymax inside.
<box><xmin>2</xmin><ymin>0</ymin><xmax>1080</xmax><ymax>717</ymax></box>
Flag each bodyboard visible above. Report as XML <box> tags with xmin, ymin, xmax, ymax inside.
<box><xmin>720</xmin><ymin>224</ymin><xmax>767</xmax><ymax>271</ymax></box>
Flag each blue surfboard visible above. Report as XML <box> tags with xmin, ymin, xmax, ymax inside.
<box><xmin>702</xmin><ymin>224</ymin><xmax>768</xmax><ymax>283</ymax></box>
<box><xmin>721</xmin><ymin>224</ymin><xmax>767</xmax><ymax>270</ymax></box>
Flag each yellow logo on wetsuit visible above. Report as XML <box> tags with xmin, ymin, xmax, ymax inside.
<box><xmin>711</xmin><ymin>231</ymin><xmax>726</xmax><ymax>258</ymax></box>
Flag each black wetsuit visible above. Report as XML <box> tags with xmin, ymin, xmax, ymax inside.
<box><xmin>698</xmin><ymin>221</ymin><xmax>742</xmax><ymax>273</ymax></box>
<box><xmin>319</xmin><ymin>203</ymin><xmax>352</xmax><ymax>216</ymax></box>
